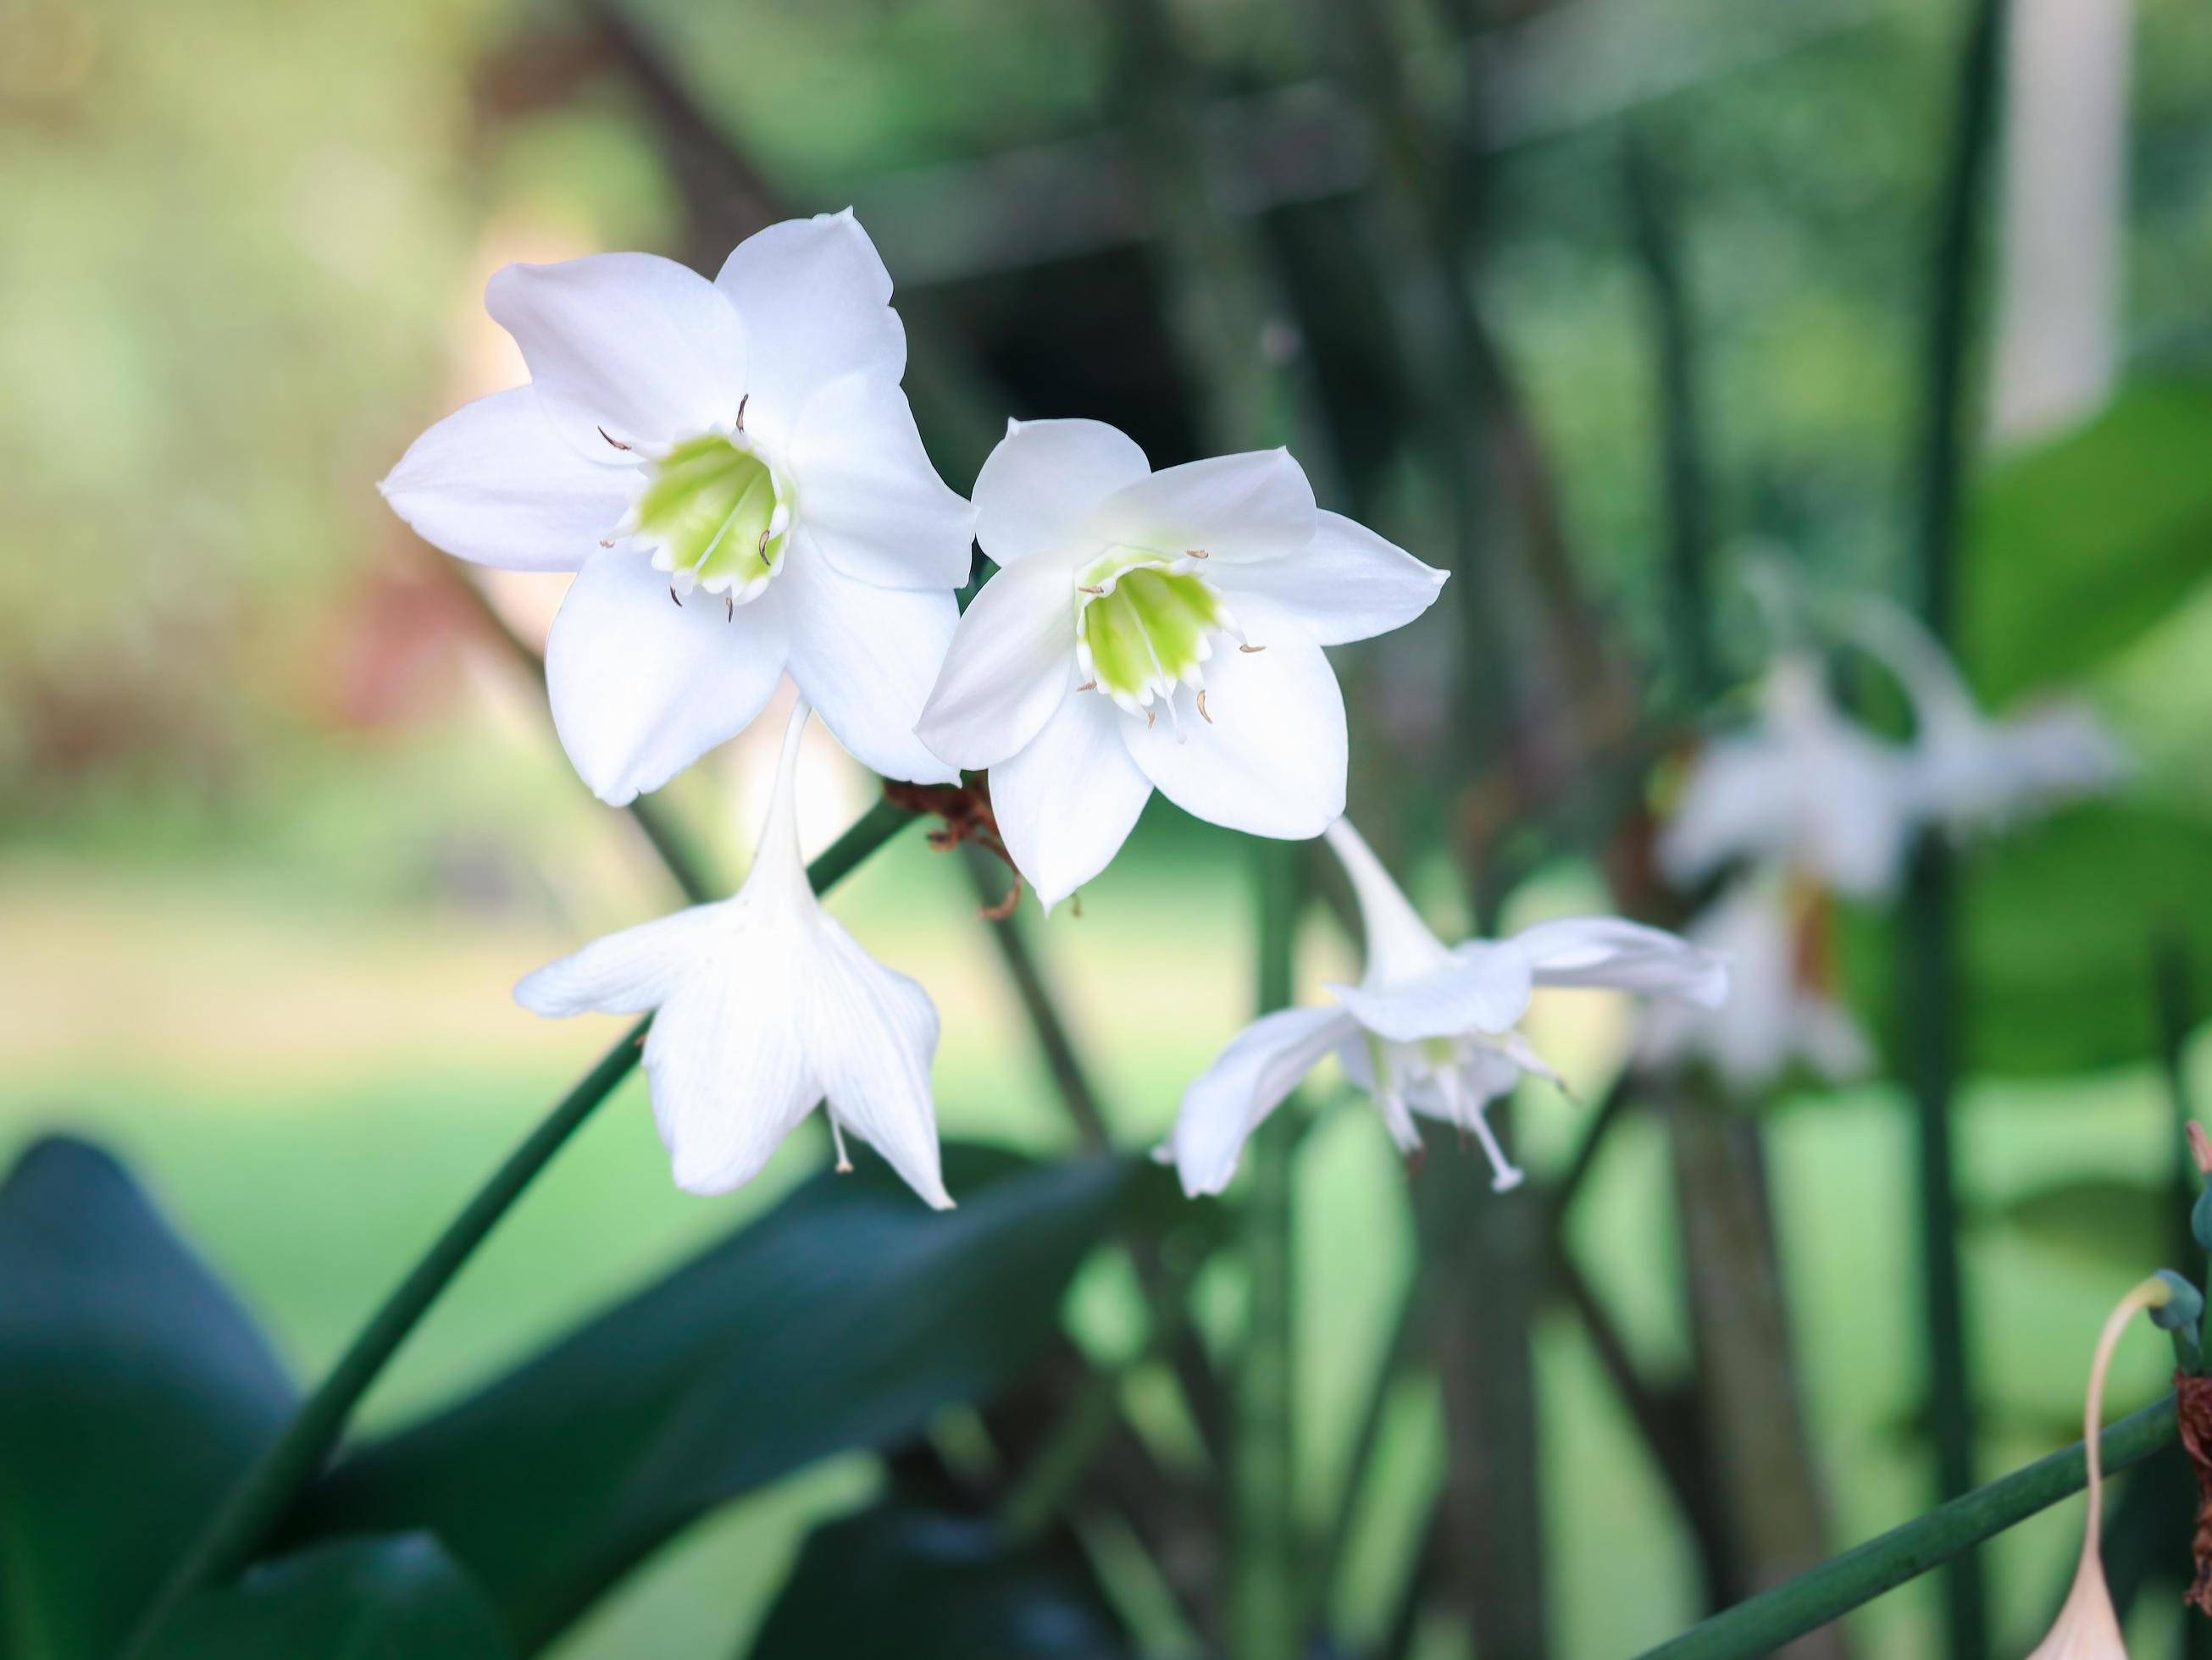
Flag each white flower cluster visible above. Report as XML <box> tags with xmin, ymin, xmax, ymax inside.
<box><xmin>383</xmin><ymin>212</ymin><xmax>1729</xmax><ymax>1204</ymax></box>
<box><xmin>1640</xmin><ymin>597</ymin><xmax>2126</xmax><ymax>1091</ymax></box>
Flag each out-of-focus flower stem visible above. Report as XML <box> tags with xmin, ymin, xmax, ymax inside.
<box><xmin>1900</xmin><ymin>4</ymin><xmax>2010</xmax><ymax>1657</ymax></box>
<box><xmin>119</xmin><ymin>800</ymin><xmax>917</xmax><ymax>1658</ymax></box>
<box><xmin>1234</xmin><ymin>834</ymin><xmax>1305</xmax><ymax>1660</ymax></box>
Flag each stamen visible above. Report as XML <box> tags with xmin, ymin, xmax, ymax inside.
<box><xmin>1078</xmin><ymin>584</ymin><xmax>1105</xmax><ymax>595</ymax></box>
<box><xmin>669</xmin><ymin>585</ymin><xmax>683</xmax><ymax>608</ymax></box>
<box><xmin>1196</xmin><ymin>689</ymin><xmax>1212</xmax><ymax>723</ymax></box>
<box><xmin>599</xmin><ymin>537</ymin><xmax>615</xmax><ymax>549</ymax></box>
<box><xmin>757</xmin><ymin>528</ymin><xmax>772</xmax><ymax>567</ymax></box>
<box><xmin>1145</xmin><ymin>709</ymin><xmax>1156</xmax><ymax>729</ymax></box>
<box><xmin>726</xmin><ymin>595</ymin><xmax>735</xmax><ymax>622</ymax></box>
<box><xmin>1239</xmin><ymin>644</ymin><xmax>1266</xmax><ymax>654</ymax></box>
<box><xmin>597</xmin><ymin>426</ymin><xmax>633</xmax><ymax>451</ymax></box>
<box><xmin>1184</xmin><ymin>547</ymin><xmax>1209</xmax><ymax>559</ymax></box>
<box><xmin>829</xmin><ymin>1115</ymin><xmax>853</xmax><ymax>1174</ymax></box>
<box><xmin>1075</xmin><ymin>681</ymin><xmax>1096</xmax><ymax>693</ymax></box>
<box><xmin>735</xmin><ymin>393</ymin><xmax>749</xmax><ymax>432</ymax></box>
<box><xmin>1466</xmin><ymin>1109</ymin><xmax>1525</xmax><ymax>1193</ymax></box>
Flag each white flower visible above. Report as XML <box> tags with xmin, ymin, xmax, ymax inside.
<box><xmin>380</xmin><ymin>212</ymin><xmax>974</xmax><ymax>805</ymax></box>
<box><xmin>514</xmin><ymin>700</ymin><xmax>951</xmax><ymax>1209</ymax></box>
<box><xmin>915</xmin><ymin>420</ymin><xmax>1448</xmax><ymax>910</ymax></box>
<box><xmin>1657</xmin><ymin>654</ymin><xmax>1918</xmax><ymax>901</ymax></box>
<box><xmin>1838</xmin><ymin>597</ymin><xmax>2126</xmax><ymax>837</ymax></box>
<box><xmin>1161</xmin><ymin>817</ymin><xmax>1727</xmax><ymax>1198</ymax></box>
<box><xmin>1637</xmin><ymin>875</ymin><xmax>1871</xmax><ymax>1091</ymax></box>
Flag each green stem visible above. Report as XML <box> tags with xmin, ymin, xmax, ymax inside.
<box><xmin>122</xmin><ymin>800</ymin><xmax>917</xmax><ymax>1654</ymax></box>
<box><xmin>1233</xmin><ymin>838</ymin><xmax>1303</xmax><ymax>1660</ymax></box>
<box><xmin>1635</xmin><ymin>1397</ymin><xmax>2176</xmax><ymax>1660</ymax></box>
<box><xmin>1903</xmin><ymin>4</ymin><xmax>2009</xmax><ymax>1653</ymax></box>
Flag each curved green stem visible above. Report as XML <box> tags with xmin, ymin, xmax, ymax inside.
<box><xmin>122</xmin><ymin>798</ymin><xmax>916</xmax><ymax>1656</ymax></box>
<box><xmin>1636</xmin><ymin>1397</ymin><xmax>2177</xmax><ymax>1660</ymax></box>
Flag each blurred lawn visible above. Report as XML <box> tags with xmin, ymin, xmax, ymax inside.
<box><xmin>0</xmin><ymin>698</ymin><xmax>2195</xmax><ymax>1658</ymax></box>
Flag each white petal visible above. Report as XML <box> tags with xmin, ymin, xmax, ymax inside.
<box><xmin>644</xmin><ymin>938</ymin><xmax>821</xmax><ymax>1196</ymax></box>
<box><xmin>514</xmin><ymin>902</ymin><xmax>729</xmax><ymax>1016</ymax></box>
<box><xmin>1167</xmin><ymin>1006</ymin><xmax>1356</xmax><ymax>1197</ymax></box>
<box><xmin>713</xmin><ymin>211</ymin><xmax>905</xmax><ymax>439</ymax></box>
<box><xmin>1320</xmin><ymin>817</ymin><xmax>1455</xmax><ymax>986</ymax></box>
<box><xmin>546</xmin><ymin>547</ymin><xmax>790</xmax><ymax>805</ymax></box>
<box><xmin>1507</xmin><ymin>917</ymin><xmax>1728</xmax><ymax>1010</ymax></box>
<box><xmin>1209</xmin><ymin>511</ymin><xmax>1447</xmax><ymax>645</ymax></box>
<box><xmin>790</xmin><ymin>371</ymin><xmax>975</xmax><ymax>591</ymax></box>
<box><xmin>380</xmin><ymin>388</ymin><xmax>629</xmax><ymax>572</ymax></box>
<box><xmin>973</xmin><ymin>418</ymin><xmax>1150</xmax><ymax>567</ymax></box>
<box><xmin>916</xmin><ymin>551</ymin><xmax>1081</xmax><ymax>770</ymax></box>
<box><xmin>1086</xmin><ymin>448</ymin><xmax>1316</xmax><ymax>564</ymax></box>
<box><xmin>779</xmin><ymin>541</ymin><xmax>961</xmax><ymax>784</ymax></box>
<box><xmin>1121</xmin><ymin>602</ymin><xmax>1345</xmax><ymax>838</ymax></box>
<box><xmin>1329</xmin><ymin>943</ymin><xmax>1534</xmax><ymax>1043</ymax></box>
<box><xmin>990</xmin><ymin>692</ymin><xmax>1154</xmax><ymax>913</ymax></box>
<box><xmin>487</xmin><ymin>253</ymin><xmax>747</xmax><ymax>457</ymax></box>
<box><xmin>795</xmin><ymin>916</ymin><xmax>952</xmax><ymax>1209</ymax></box>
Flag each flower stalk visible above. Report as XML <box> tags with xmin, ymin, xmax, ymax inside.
<box><xmin>1232</xmin><ymin>835</ymin><xmax>1304</xmax><ymax>1660</ymax></box>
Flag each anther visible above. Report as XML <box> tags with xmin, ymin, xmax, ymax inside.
<box><xmin>1185</xmin><ymin>547</ymin><xmax>1209</xmax><ymax>559</ymax></box>
<box><xmin>758</xmin><ymin>529</ymin><xmax>773</xmax><ymax>566</ymax></box>
<box><xmin>597</xmin><ymin>426</ymin><xmax>633</xmax><ymax>451</ymax></box>
<box><xmin>1239</xmin><ymin>644</ymin><xmax>1266</xmax><ymax>653</ymax></box>
<box><xmin>599</xmin><ymin>537</ymin><xmax>615</xmax><ymax>548</ymax></box>
<box><xmin>669</xmin><ymin>585</ymin><xmax>683</xmax><ymax>608</ymax></box>
<box><xmin>1077</xmin><ymin>584</ymin><xmax>1105</xmax><ymax>595</ymax></box>
<box><xmin>725</xmin><ymin>596</ymin><xmax>735</xmax><ymax>622</ymax></box>
<box><xmin>1145</xmin><ymin>709</ymin><xmax>1156</xmax><ymax>729</ymax></box>
<box><xmin>735</xmin><ymin>393</ymin><xmax>749</xmax><ymax>432</ymax></box>
<box><xmin>1196</xmin><ymin>689</ymin><xmax>1212</xmax><ymax>723</ymax></box>
<box><xmin>1075</xmin><ymin>680</ymin><xmax>1096</xmax><ymax>693</ymax></box>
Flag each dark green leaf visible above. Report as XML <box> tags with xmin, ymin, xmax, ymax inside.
<box><xmin>147</xmin><ymin>1535</ymin><xmax>510</xmax><ymax>1660</ymax></box>
<box><xmin>1978</xmin><ymin>1176</ymin><xmax>2169</xmax><ymax>1275</ymax></box>
<box><xmin>1962</xmin><ymin>380</ymin><xmax>2212</xmax><ymax>705</ymax></box>
<box><xmin>287</xmin><ymin>1145</ymin><xmax>1146</xmax><ymax>1652</ymax></box>
<box><xmin>0</xmin><ymin>1137</ymin><xmax>296</xmax><ymax>1660</ymax></box>
<box><xmin>747</xmin><ymin>1500</ymin><xmax>1128</xmax><ymax>1660</ymax></box>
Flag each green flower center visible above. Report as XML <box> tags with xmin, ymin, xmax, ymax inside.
<box><xmin>629</xmin><ymin>434</ymin><xmax>789</xmax><ymax>600</ymax></box>
<box><xmin>1074</xmin><ymin>554</ymin><xmax>1227</xmax><ymax>714</ymax></box>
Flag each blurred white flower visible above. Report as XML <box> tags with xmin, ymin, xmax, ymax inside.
<box><xmin>916</xmin><ymin>419</ymin><xmax>1447</xmax><ymax>911</ymax></box>
<box><xmin>516</xmin><ymin>700</ymin><xmax>951</xmax><ymax>1209</ymax></box>
<box><xmin>1160</xmin><ymin>817</ymin><xmax>1726</xmax><ymax>1197</ymax></box>
<box><xmin>382</xmin><ymin>211</ymin><xmax>973</xmax><ymax>804</ymax></box>
<box><xmin>1637</xmin><ymin>875</ymin><xmax>1871</xmax><ymax>1091</ymax></box>
<box><xmin>1657</xmin><ymin>655</ymin><xmax>1918</xmax><ymax>901</ymax></box>
<box><xmin>1840</xmin><ymin>596</ymin><xmax>2126</xmax><ymax>836</ymax></box>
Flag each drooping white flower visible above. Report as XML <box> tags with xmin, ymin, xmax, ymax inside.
<box><xmin>381</xmin><ymin>212</ymin><xmax>974</xmax><ymax>804</ymax></box>
<box><xmin>1161</xmin><ymin>817</ymin><xmax>1727</xmax><ymax>1198</ymax></box>
<box><xmin>515</xmin><ymin>700</ymin><xmax>951</xmax><ymax>1209</ymax></box>
<box><xmin>1658</xmin><ymin>654</ymin><xmax>1919</xmax><ymax>901</ymax></box>
<box><xmin>915</xmin><ymin>420</ymin><xmax>1448</xmax><ymax>910</ymax></box>
<box><xmin>1838</xmin><ymin>597</ymin><xmax>2126</xmax><ymax>837</ymax></box>
<box><xmin>1636</xmin><ymin>874</ymin><xmax>1871</xmax><ymax>1091</ymax></box>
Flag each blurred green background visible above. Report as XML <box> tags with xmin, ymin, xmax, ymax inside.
<box><xmin>7</xmin><ymin>0</ymin><xmax>2212</xmax><ymax>1654</ymax></box>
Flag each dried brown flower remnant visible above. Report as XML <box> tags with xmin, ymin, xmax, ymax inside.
<box><xmin>2176</xmin><ymin>1371</ymin><xmax>2212</xmax><ymax>1618</ymax></box>
<box><xmin>882</xmin><ymin>776</ymin><xmax>1024</xmax><ymax>920</ymax></box>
